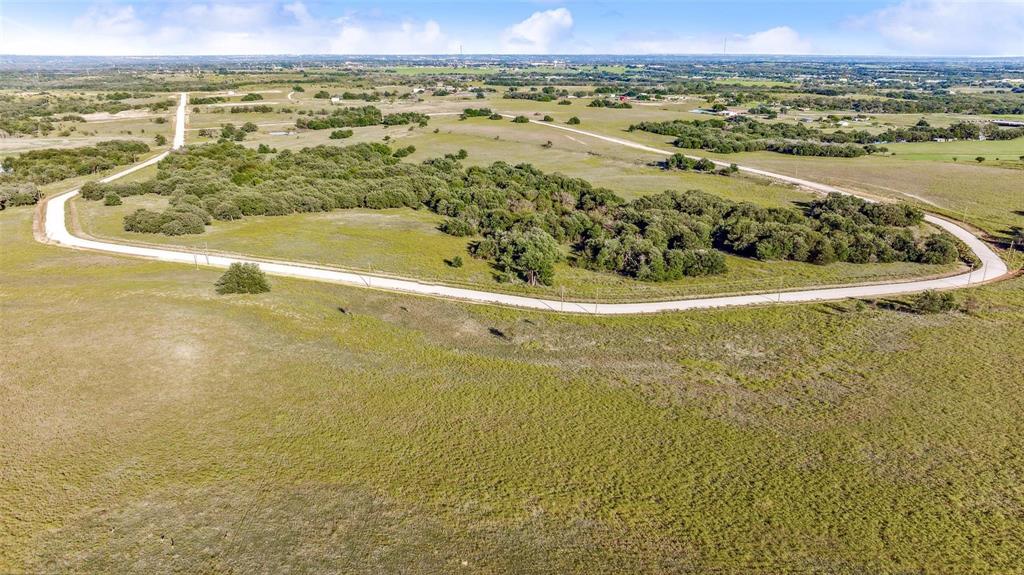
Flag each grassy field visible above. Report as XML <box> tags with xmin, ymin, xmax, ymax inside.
<box><xmin>4</xmin><ymin>196</ymin><xmax>1024</xmax><ymax>572</ymax></box>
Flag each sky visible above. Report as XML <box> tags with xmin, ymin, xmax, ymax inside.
<box><xmin>0</xmin><ymin>0</ymin><xmax>1022</xmax><ymax>57</ymax></box>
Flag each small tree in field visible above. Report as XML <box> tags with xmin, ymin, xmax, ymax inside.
<box><xmin>975</xmin><ymin>156</ymin><xmax>985</xmax><ymax>163</ymax></box>
<box><xmin>215</xmin><ymin>263</ymin><xmax>270</xmax><ymax>294</ymax></box>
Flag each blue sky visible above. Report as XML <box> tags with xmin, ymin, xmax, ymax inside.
<box><xmin>1</xmin><ymin>1</ymin><xmax>1022</xmax><ymax>56</ymax></box>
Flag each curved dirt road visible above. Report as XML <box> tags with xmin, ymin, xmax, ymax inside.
<box><xmin>40</xmin><ymin>93</ymin><xmax>1010</xmax><ymax>315</ymax></box>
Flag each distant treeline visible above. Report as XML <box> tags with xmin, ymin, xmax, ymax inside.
<box><xmin>631</xmin><ymin>116</ymin><xmax>1022</xmax><ymax>157</ymax></box>
<box><xmin>783</xmin><ymin>93</ymin><xmax>1024</xmax><ymax>115</ymax></box>
<box><xmin>630</xmin><ymin>117</ymin><xmax>885</xmax><ymax>157</ymax></box>
<box><xmin>80</xmin><ymin>142</ymin><xmax>967</xmax><ymax>286</ymax></box>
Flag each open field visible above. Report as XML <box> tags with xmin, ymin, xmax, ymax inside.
<box><xmin>4</xmin><ymin>197</ymin><xmax>1024</xmax><ymax>572</ymax></box>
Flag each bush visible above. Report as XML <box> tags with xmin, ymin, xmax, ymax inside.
<box><xmin>488</xmin><ymin>113</ymin><xmax>503</xmax><ymax>120</ymax></box>
<box><xmin>448</xmin><ymin>255</ymin><xmax>463</xmax><ymax>268</ymax></box>
<box><xmin>215</xmin><ymin>262</ymin><xmax>271</xmax><ymax>294</ymax></box>
<box><xmin>392</xmin><ymin>145</ymin><xmax>416</xmax><ymax>158</ymax></box>
<box><xmin>240</xmin><ymin>93</ymin><xmax>263</xmax><ymax>101</ymax></box>
<box><xmin>104</xmin><ymin>192</ymin><xmax>122</xmax><ymax>206</ymax></box>
<box><xmin>440</xmin><ymin>217</ymin><xmax>476</xmax><ymax>236</ymax></box>
<box><xmin>542</xmin><ymin>115</ymin><xmax>554</xmax><ymax>122</ymax></box>
<box><xmin>0</xmin><ymin>183</ymin><xmax>41</xmax><ymax>210</ymax></box>
<box><xmin>911</xmin><ymin>290</ymin><xmax>957</xmax><ymax>313</ymax></box>
<box><xmin>567</xmin><ymin>117</ymin><xmax>581</xmax><ymax>125</ymax></box>
<box><xmin>329</xmin><ymin>129</ymin><xmax>354</xmax><ymax>139</ymax></box>
<box><xmin>512</xmin><ymin>116</ymin><xmax>530</xmax><ymax>123</ymax></box>
<box><xmin>558</xmin><ymin>99</ymin><xmax>571</xmax><ymax>105</ymax></box>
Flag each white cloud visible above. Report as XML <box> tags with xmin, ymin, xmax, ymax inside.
<box><xmin>180</xmin><ymin>2</ymin><xmax>274</xmax><ymax>30</ymax></box>
<box><xmin>283</xmin><ymin>1</ymin><xmax>314</xmax><ymax>27</ymax></box>
<box><xmin>615</xmin><ymin>26</ymin><xmax>811</xmax><ymax>55</ymax></box>
<box><xmin>72</xmin><ymin>4</ymin><xmax>144</xmax><ymax>36</ymax></box>
<box><xmin>850</xmin><ymin>0</ymin><xmax>1024</xmax><ymax>55</ymax></box>
<box><xmin>329</xmin><ymin>18</ymin><xmax>456</xmax><ymax>54</ymax></box>
<box><xmin>501</xmin><ymin>8</ymin><xmax>574</xmax><ymax>53</ymax></box>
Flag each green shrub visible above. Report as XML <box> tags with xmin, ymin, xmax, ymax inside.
<box><xmin>911</xmin><ymin>290</ymin><xmax>958</xmax><ymax>313</ymax></box>
<box><xmin>448</xmin><ymin>255</ymin><xmax>464</xmax><ymax>268</ymax></box>
<box><xmin>104</xmin><ymin>192</ymin><xmax>122</xmax><ymax>206</ymax></box>
<box><xmin>0</xmin><ymin>183</ymin><xmax>41</xmax><ymax>210</ymax></box>
<box><xmin>567</xmin><ymin>117</ymin><xmax>581</xmax><ymax>125</ymax></box>
<box><xmin>542</xmin><ymin>115</ymin><xmax>554</xmax><ymax>122</ymax></box>
<box><xmin>215</xmin><ymin>262</ymin><xmax>271</xmax><ymax>294</ymax></box>
<box><xmin>329</xmin><ymin>129</ymin><xmax>354</xmax><ymax>139</ymax></box>
<box><xmin>392</xmin><ymin>145</ymin><xmax>416</xmax><ymax>158</ymax></box>
<box><xmin>512</xmin><ymin>116</ymin><xmax>530</xmax><ymax>123</ymax></box>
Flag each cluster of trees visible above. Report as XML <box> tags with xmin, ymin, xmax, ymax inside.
<box><xmin>295</xmin><ymin>106</ymin><xmax>429</xmax><ymax>130</ymax></box>
<box><xmin>460</xmin><ymin>107</ymin><xmax>493</xmax><ymax>118</ymax></box>
<box><xmin>664</xmin><ymin>154</ymin><xmax>719</xmax><ymax>172</ymax></box>
<box><xmin>0</xmin><ymin>140</ymin><xmax>150</xmax><ymax>185</ymax></box>
<box><xmin>341</xmin><ymin>91</ymin><xmax>380</xmax><ymax>101</ymax></box>
<box><xmin>229</xmin><ymin>105</ymin><xmax>274</xmax><ymax>114</ymax></box>
<box><xmin>0</xmin><ymin>183</ymin><xmax>41</xmax><ymax>210</ymax></box>
<box><xmin>217</xmin><ymin>122</ymin><xmax>258</xmax><ymax>141</ymax></box>
<box><xmin>381</xmin><ymin>112</ymin><xmax>430</xmax><ymax>126</ymax></box>
<box><xmin>502</xmin><ymin>86</ymin><xmax>567</xmax><ymax>102</ymax></box>
<box><xmin>240</xmin><ymin>93</ymin><xmax>264</xmax><ymax>101</ymax></box>
<box><xmin>101</xmin><ymin>92</ymin><xmax>152</xmax><ymax>101</ymax></box>
<box><xmin>295</xmin><ymin>105</ymin><xmax>381</xmax><ymax>129</ymax></box>
<box><xmin>588</xmin><ymin>98</ymin><xmax>633</xmax><ymax>109</ymax></box>
<box><xmin>191</xmin><ymin>96</ymin><xmax>226</xmax><ymax>105</ymax></box>
<box><xmin>79</xmin><ymin>141</ymin><xmax>966</xmax><ymax>286</ymax></box>
<box><xmin>630</xmin><ymin>117</ymin><xmax>885</xmax><ymax>157</ymax></box>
